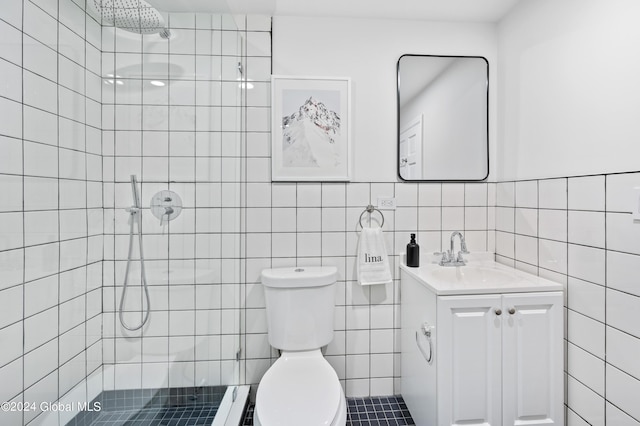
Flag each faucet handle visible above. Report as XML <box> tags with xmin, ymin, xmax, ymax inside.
<box><xmin>434</xmin><ymin>251</ymin><xmax>451</xmax><ymax>263</ymax></box>
<box><xmin>455</xmin><ymin>251</ymin><xmax>467</xmax><ymax>263</ymax></box>
<box><xmin>159</xmin><ymin>207</ymin><xmax>175</xmax><ymax>226</ymax></box>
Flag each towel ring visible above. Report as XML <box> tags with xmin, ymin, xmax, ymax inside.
<box><xmin>359</xmin><ymin>204</ymin><xmax>384</xmax><ymax>228</ymax></box>
<box><xmin>416</xmin><ymin>323</ymin><xmax>434</xmax><ymax>365</ymax></box>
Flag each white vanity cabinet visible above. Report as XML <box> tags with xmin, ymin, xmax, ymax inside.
<box><xmin>400</xmin><ymin>257</ymin><xmax>564</xmax><ymax>426</ymax></box>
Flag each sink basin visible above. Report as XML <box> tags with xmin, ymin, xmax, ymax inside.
<box><xmin>430</xmin><ymin>266</ymin><xmax>518</xmax><ymax>286</ymax></box>
<box><xmin>400</xmin><ymin>252</ymin><xmax>564</xmax><ymax>295</ymax></box>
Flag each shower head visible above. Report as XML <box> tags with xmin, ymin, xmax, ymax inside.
<box><xmin>90</xmin><ymin>0</ymin><xmax>170</xmax><ymax>36</ymax></box>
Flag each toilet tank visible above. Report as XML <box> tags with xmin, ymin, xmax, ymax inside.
<box><xmin>261</xmin><ymin>266</ymin><xmax>338</xmax><ymax>351</ymax></box>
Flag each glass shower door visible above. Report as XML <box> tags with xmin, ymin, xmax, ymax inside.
<box><xmin>80</xmin><ymin>10</ymin><xmax>247</xmax><ymax>426</ymax></box>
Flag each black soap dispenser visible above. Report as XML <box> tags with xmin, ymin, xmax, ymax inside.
<box><xmin>406</xmin><ymin>233</ymin><xmax>420</xmax><ymax>267</ymax></box>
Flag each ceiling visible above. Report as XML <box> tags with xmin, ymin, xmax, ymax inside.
<box><xmin>147</xmin><ymin>0</ymin><xmax>523</xmax><ymax>22</ymax></box>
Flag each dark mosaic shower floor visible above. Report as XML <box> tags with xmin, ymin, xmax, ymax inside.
<box><xmin>67</xmin><ymin>387</ymin><xmax>227</xmax><ymax>426</ymax></box>
<box><xmin>242</xmin><ymin>395</ymin><xmax>415</xmax><ymax>426</ymax></box>
<box><xmin>85</xmin><ymin>405</ymin><xmax>220</xmax><ymax>425</ymax></box>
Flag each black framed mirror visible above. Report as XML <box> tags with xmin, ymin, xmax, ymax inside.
<box><xmin>397</xmin><ymin>54</ymin><xmax>489</xmax><ymax>181</ymax></box>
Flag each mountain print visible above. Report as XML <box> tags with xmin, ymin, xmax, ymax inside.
<box><xmin>282</xmin><ymin>97</ymin><xmax>342</xmax><ymax>168</ymax></box>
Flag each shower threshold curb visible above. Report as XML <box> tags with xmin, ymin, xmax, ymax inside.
<box><xmin>213</xmin><ymin>385</ymin><xmax>250</xmax><ymax>426</ymax></box>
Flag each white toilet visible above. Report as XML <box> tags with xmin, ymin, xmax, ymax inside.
<box><xmin>254</xmin><ymin>266</ymin><xmax>347</xmax><ymax>426</ymax></box>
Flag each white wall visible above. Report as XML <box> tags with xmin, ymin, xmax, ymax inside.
<box><xmin>273</xmin><ymin>16</ymin><xmax>497</xmax><ymax>182</ymax></box>
<box><xmin>497</xmin><ymin>1</ymin><xmax>640</xmax><ymax>424</ymax></box>
<box><xmin>497</xmin><ymin>0</ymin><xmax>640</xmax><ymax>180</ymax></box>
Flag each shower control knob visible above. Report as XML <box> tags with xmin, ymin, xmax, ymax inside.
<box><xmin>495</xmin><ymin>308</ymin><xmax>502</xmax><ymax>316</ymax></box>
<box><xmin>151</xmin><ymin>190</ymin><xmax>182</xmax><ymax>225</ymax></box>
<box><xmin>508</xmin><ymin>308</ymin><xmax>516</xmax><ymax>315</ymax></box>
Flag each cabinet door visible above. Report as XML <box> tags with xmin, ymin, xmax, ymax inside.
<box><xmin>401</xmin><ymin>271</ymin><xmax>438</xmax><ymax>426</ymax></box>
<box><xmin>502</xmin><ymin>292</ymin><xmax>564</xmax><ymax>426</ymax></box>
<box><xmin>438</xmin><ymin>295</ymin><xmax>502</xmax><ymax>426</ymax></box>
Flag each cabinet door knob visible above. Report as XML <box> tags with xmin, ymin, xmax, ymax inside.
<box><xmin>508</xmin><ymin>307</ymin><xmax>516</xmax><ymax>315</ymax></box>
<box><xmin>495</xmin><ymin>308</ymin><xmax>502</xmax><ymax>316</ymax></box>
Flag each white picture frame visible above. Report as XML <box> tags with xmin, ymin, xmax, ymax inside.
<box><xmin>271</xmin><ymin>75</ymin><xmax>351</xmax><ymax>181</ymax></box>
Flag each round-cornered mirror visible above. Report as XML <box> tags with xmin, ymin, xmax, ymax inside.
<box><xmin>397</xmin><ymin>54</ymin><xmax>489</xmax><ymax>181</ymax></box>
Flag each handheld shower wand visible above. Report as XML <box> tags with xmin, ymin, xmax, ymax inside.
<box><xmin>119</xmin><ymin>175</ymin><xmax>151</xmax><ymax>331</ymax></box>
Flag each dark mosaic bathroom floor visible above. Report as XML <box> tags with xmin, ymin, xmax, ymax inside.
<box><xmin>242</xmin><ymin>395</ymin><xmax>415</xmax><ymax>426</ymax></box>
<box><xmin>69</xmin><ymin>387</ymin><xmax>414</xmax><ymax>426</ymax></box>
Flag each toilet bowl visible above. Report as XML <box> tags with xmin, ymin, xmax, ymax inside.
<box><xmin>255</xmin><ymin>266</ymin><xmax>346</xmax><ymax>426</ymax></box>
<box><xmin>254</xmin><ymin>350</ymin><xmax>347</xmax><ymax>426</ymax></box>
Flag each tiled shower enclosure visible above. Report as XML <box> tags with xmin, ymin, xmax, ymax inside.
<box><xmin>0</xmin><ymin>0</ymin><xmax>249</xmax><ymax>423</ymax></box>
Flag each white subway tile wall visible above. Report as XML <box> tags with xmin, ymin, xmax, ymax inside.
<box><xmin>0</xmin><ymin>0</ymin><xmax>103</xmax><ymax>424</ymax></box>
<box><xmin>496</xmin><ymin>173</ymin><xmax>640</xmax><ymax>425</ymax></box>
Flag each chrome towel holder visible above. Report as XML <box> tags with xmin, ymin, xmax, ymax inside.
<box><xmin>359</xmin><ymin>204</ymin><xmax>385</xmax><ymax>228</ymax></box>
<box><xmin>416</xmin><ymin>322</ymin><xmax>434</xmax><ymax>365</ymax></box>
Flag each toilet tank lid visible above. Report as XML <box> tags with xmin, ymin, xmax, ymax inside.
<box><xmin>261</xmin><ymin>266</ymin><xmax>338</xmax><ymax>288</ymax></box>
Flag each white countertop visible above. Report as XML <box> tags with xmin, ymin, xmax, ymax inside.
<box><xmin>400</xmin><ymin>252</ymin><xmax>564</xmax><ymax>295</ymax></box>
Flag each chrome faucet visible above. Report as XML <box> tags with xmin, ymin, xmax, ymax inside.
<box><xmin>437</xmin><ymin>231</ymin><xmax>470</xmax><ymax>266</ymax></box>
<box><xmin>450</xmin><ymin>231</ymin><xmax>468</xmax><ymax>256</ymax></box>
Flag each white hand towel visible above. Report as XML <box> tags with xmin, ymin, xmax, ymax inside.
<box><xmin>357</xmin><ymin>227</ymin><xmax>392</xmax><ymax>286</ymax></box>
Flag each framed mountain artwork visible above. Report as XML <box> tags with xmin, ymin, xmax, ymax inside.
<box><xmin>271</xmin><ymin>76</ymin><xmax>352</xmax><ymax>181</ymax></box>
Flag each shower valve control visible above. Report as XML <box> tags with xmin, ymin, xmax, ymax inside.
<box><xmin>150</xmin><ymin>190</ymin><xmax>182</xmax><ymax>225</ymax></box>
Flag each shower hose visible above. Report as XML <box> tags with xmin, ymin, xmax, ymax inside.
<box><xmin>119</xmin><ymin>205</ymin><xmax>151</xmax><ymax>331</ymax></box>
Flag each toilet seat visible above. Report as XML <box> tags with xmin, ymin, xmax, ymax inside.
<box><xmin>255</xmin><ymin>350</ymin><xmax>345</xmax><ymax>426</ymax></box>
